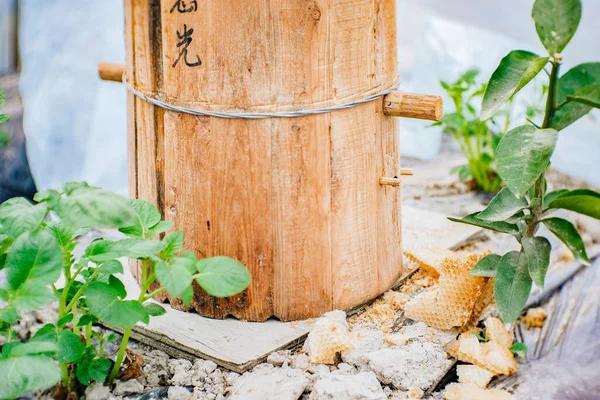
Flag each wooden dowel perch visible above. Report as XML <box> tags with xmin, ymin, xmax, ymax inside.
<box><xmin>380</xmin><ymin>168</ymin><xmax>413</xmax><ymax>186</ymax></box>
<box><xmin>382</xmin><ymin>90</ymin><xmax>443</xmax><ymax>121</ymax></box>
<box><xmin>98</xmin><ymin>62</ymin><xmax>125</xmax><ymax>83</ymax></box>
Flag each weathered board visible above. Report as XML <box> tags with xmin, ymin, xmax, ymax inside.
<box><xmin>116</xmin><ymin>205</ymin><xmax>482</xmax><ymax>373</ymax></box>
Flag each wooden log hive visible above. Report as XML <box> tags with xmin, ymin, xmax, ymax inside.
<box><xmin>122</xmin><ymin>0</ymin><xmax>441</xmax><ymax>321</ymax></box>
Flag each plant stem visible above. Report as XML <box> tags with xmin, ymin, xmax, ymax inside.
<box><xmin>86</xmin><ymin>322</ymin><xmax>93</xmax><ymax>346</ymax></box>
<box><xmin>526</xmin><ymin>60</ymin><xmax>560</xmax><ymax>238</ymax></box>
<box><xmin>108</xmin><ymin>327</ymin><xmax>131</xmax><ymax>383</ymax></box>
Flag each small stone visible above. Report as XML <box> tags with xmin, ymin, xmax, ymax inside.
<box><xmin>167</xmin><ymin>386</ymin><xmax>192</xmax><ymax>400</ymax></box>
<box><xmin>342</xmin><ymin>329</ymin><xmax>385</xmax><ymax>367</ymax></box>
<box><xmin>143</xmin><ymin>350</ymin><xmax>171</xmax><ymax>387</ymax></box>
<box><xmin>400</xmin><ymin>322</ymin><xmax>457</xmax><ymax>347</ymax></box>
<box><xmin>225</xmin><ymin>372</ymin><xmax>240</xmax><ymax>386</ymax></box>
<box><xmin>169</xmin><ymin>359</ymin><xmax>194</xmax><ymax>386</ymax></box>
<box><xmin>230</xmin><ymin>367</ymin><xmax>310</xmax><ymax>400</ymax></box>
<box><xmin>308</xmin><ymin>371</ymin><xmax>386</xmax><ymax>400</ymax></box>
<box><xmin>85</xmin><ymin>383</ymin><xmax>114</xmax><ymax>400</ymax></box>
<box><xmin>363</xmin><ymin>342</ymin><xmax>452</xmax><ymax>391</ymax></box>
<box><xmin>291</xmin><ymin>354</ymin><xmax>310</xmax><ymax>370</ymax></box>
<box><xmin>267</xmin><ymin>350</ymin><xmax>292</xmax><ymax>367</ymax></box>
<box><xmin>337</xmin><ymin>363</ymin><xmax>356</xmax><ymax>373</ymax></box>
<box><xmin>113</xmin><ymin>379</ymin><xmax>145</xmax><ymax>396</ymax></box>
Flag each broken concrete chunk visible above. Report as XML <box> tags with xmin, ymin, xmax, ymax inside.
<box><xmin>456</xmin><ymin>365</ymin><xmax>494</xmax><ymax>388</ymax></box>
<box><xmin>303</xmin><ymin>310</ymin><xmax>353</xmax><ymax>364</ymax></box>
<box><xmin>363</xmin><ymin>342</ymin><xmax>453</xmax><ymax>390</ymax></box>
<box><xmin>290</xmin><ymin>354</ymin><xmax>310</xmax><ymax>370</ymax></box>
<box><xmin>113</xmin><ymin>379</ymin><xmax>145</xmax><ymax>396</ymax></box>
<box><xmin>400</xmin><ymin>322</ymin><xmax>457</xmax><ymax>347</ymax></box>
<box><xmin>229</xmin><ymin>367</ymin><xmax>310</xmax><ymax>400</ymax></box>
<box><xmin>167</xmin><ymin>386</ymin><xmax>193</xmax><ymax>400</ymax></box>
<box><xmin>443</xmin><ymin>383</ymin><xmax>515</xmax><ymax>400</ymax></box>
<box><xmin>267</xmin><ymin>350</ymin><xmax>292</xmax><ymax>367</ymax></box>
<box><xmin>341</xmin><ymin>329</ymin><xmax>385</xmax><ymax>366</ymax></box>
<box><xmin>142</xmin><ymin>350</ymin><xmax>171</xmax><ymax>387</ymax></box>
<box><xmin>85</xmin><ymin>383</ymin><xmax>116</xmax><ymax>400</ymax></box>
<box><xmin>308</xmin><ymin>371</ymin><xmax>386</xmax><ymax>400</ymax></box>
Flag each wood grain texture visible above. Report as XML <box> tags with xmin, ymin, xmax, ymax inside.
<box><xmin>383</xmin><ymin>90</ymin><xmax>443</xmax><ymax>121</ymax></box>
<box><xmin>128</xmin><ymin>0</ymin><xmax>402</xmax><ymax>321</ymax></box>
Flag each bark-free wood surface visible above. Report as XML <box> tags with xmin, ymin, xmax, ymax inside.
<box><xmin>126</xmin><ymin>0</ymin><xmax>403</xmax><ymax>321</ymax></box>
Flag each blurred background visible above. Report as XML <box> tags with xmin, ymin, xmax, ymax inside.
<box><xmin>0</xmin><ymin>0</ymin><xmax>599</xmax><ymax>202</ymax></box>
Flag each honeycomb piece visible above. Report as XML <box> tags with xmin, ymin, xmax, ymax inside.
<box><xmin>449</xmin><ymin>333</ymin><xmax>517</xmax><ymax>376</ymax></box>
<box><xmin>403</xmin><ymin>253</ymin><xmax>488</xmax><ymax>330</ymax></box>
<box><xmin>443</xmin><ymin>383</ymin><xmax>515</xmax><ymax>400</ymax></box>
<box><xmin>457</xmin><ymin>365</ymin><xmax>494</xmax><ymax>388</ymax></box>
<box><xmin>469</xmin><ymin>278</ymin><xmax>495</xmax><ymax>325</ymax></box>
<box><xmin>303</xmin><ymin>310</ymin><xmax>353</xmax><ymax>364</ymax></box>
<box><xmin>521</xmin><ymin>307</ymin><xmax>548</xmax><ymax>329</ymax></box>
<box><xmin>404</xmin><ymin>245</ymin><xmax>457</xmax><ymax>277</ymax></box>
<box><xmin>484</xmin><ymin>317</ymin><xmax>513</xmax><ymax>348</ymax></box>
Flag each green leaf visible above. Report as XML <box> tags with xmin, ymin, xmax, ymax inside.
<box><xmin>108</xmin><ymin>275</ymin><xmax>127</xmax><ymax>299</ymax></box>
<box><xmin>195</xmin><ymin>256</ymin><xmax>251</xmax><ymax>297</ymax></box>
<box><xmin>471</xmin><ymin>254</ymin><xmax>501</xmax><ymax>277</ymax></box>
<box><xmin>544</xmin><ymin>189</ymin><xmax>570</xmax><ymax>205</ymax></box>
<box><xmin>76</xmin><ymin>348</ymin><xmax>111</xmax><ymax>385</ymax></box>
<box><xmin>448</xmin><ymin>213</ymin><xmax>520</xmax><ymax>236</ymax></box>
<box><xmin>84</xmin><ymin>282</ymin><xmax>149</xmax><ymax>329</ymax></box>
<box><xmin>553</xmin><ymin>63</ymin><xmax>600</xmax><ymax>130</ymax></box>
<box><xmin>180</xmin><ymin>286</ymin><xmax>194</xmax><ymax>307</ymax></box>
<box><xmin>53</xmin><ymin>186</ymin><xmax>137</xmax><ymax>229</ymax></box>
<box><xmin>0</xmin><ymin>306</ymin><xmax>18</xmax><ymax>325</ymax></box>
<box><xmin>143</xmin><ymin>302</ymin><xmax>167</xmax><ymax>317</ymax></box>
<box><xmin>0</xmin><ymin>198</ymin><xmax>47</xmax><ymax>239</ymax></box>
<box><xmin>478</xmin><ymin>187</ymin><xmax>529</xmax><ymax>221</ymax></box>
<box><xmin>521</xmin><ymin>237</ymin><xmax>551</xmax><ymax>288</ymax></box>
<box><xmin>3</xmin><ymin>341</ymin><xmax>58</xmax><ymax>357</ymax></box>
<box><xmin>155</xmin><ymin>258</ymin><xmax>194</xmax><ymax>298</ymax></box>
<box><xmin>510</xmin><ymin>342</ymin><xmax>529</xmax><ymax>358</ymax></box>
<box><xmin>96</xmin><ymin>259</ymin><xmax>124</xmax><ymax>275</ymax></box>
<box><xmin>57</xmin><ymin>314</ymin><xmax>74</xmax><ymax>328</ymax></box>
<box><xmin>0</xmin><ymin>355</ymin><xmax>61</xmax><ymax>399</ymax></box>
<box><xmin>542</xmin><ymin>217</ymin><xmax>590</xmax><ymax>265</ymax></box>
<box><xmin>12</xmin><ymin>284</ymin><xmax>57</xmax><ymax>312</ymax></box>
<box><xmin>546</xmin><ymin>189</ymin><xmax>600</xmax><ymax>219</ymax></box>
<box><xmin>146</xmin><ymin>221</ymin><xmax>175</xmax><ymax>238</ymax></box>
<box><xmin>57</xmin><ymin>330</ymin><xmax>85</xmax><ymax>363</ymax></box>
<box><xmin>0</xmin><ymin>233</ymin><xmax>12</xmax><ymax>254</ymax></box>
<box><xmin>532</xmin><ymin>0</ymin><xmax>582</xmax><ymax>56</ymax></box>
<box><xmin>118</xmin><ymin>199</ymin><xmax>162</xmax><ymax>238</ymax></box>
<box><xmin>76</xmin><ymin>314</ymin><xmax>99</xmax><ymax>327</ymax></box>
<box><xmin>481</xmin><ymin>51</ymin><xmax>549</xmax><ymax>120</ymax></box>
<box><xmin>84</xmin><ymin>238</ymin><xmax>166</xmax><ymax>263</ymax></box>
<box><xmin>496</xmin><ymin>126</ymin><xmax>558</xmax><ymax>198</ymax></box>
<box><xmin>5</xmin><ymin>229</ymin><xmax>62</xmax><ymax>292</ymax></box>
<box><xmin>161</xmin><ymin>231</ymin><xmax>184</xmax><ymax>258</ymax></box>
<box><xmin>494</xmin><ymin>251</ymin><xmax>533</xmax><ymax>325</ymax></box>
<box><xmin>566</xmin><ymin>82</ymin><xmax>600</xmax><ymax>108</ymax></box>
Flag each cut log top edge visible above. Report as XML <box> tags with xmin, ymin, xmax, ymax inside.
<box><xmin>98</xmin><ymin>63</ymin><xmax>442</xmax><ymax>121</ymax></box>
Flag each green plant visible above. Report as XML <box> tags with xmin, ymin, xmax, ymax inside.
<box><xmin>434</xmin><ymin>69</ymin><xmax>507</xmax><ymax>192</ymax></box>
<box><xmin>0</xmin><ymin>183</ymin><xmax>251</xmax><ymax>398</ymax></box>
<box><xmin>450</xmin><ymin>0</ymin><xmax>600</xmax><ymax>325</ymax></box>
<box><xmin>0</xmin><ymin>87</ymin><xmax>10</xmax><ymax>148</ymax></box>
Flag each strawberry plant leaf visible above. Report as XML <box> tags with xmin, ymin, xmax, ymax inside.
<box><xmin>3</xmin><ymin>341</ymin><xmax>58</xmax><ymax>357</ymax></box>
<box><xmin>155</xmin><ymin>258</ymin><xmax>194</xmax><ymax>298</ymax></box>
<box><xmin>96</xmin><ymin>259</ymin><xmax>124</xmax><ymax>275</ymax></box>
<box><xmin>448</xmin><ymin>213</ymin><xmax>520</xmax><ymax>236</ymax></box>
<box><xmin>161</xmin><ymin>231</ymin><xmax>184</xmax><ymax>259</ymax></box>
<box><xmin>180</xmin><ymin>286</ymin><xmax>194</xmax><ymax>307</ymax></box>
<box><xmin>495</xmin><ymin>251</ymin><xmax>533</xmax><ymax>325</ymax></box>
<box><xmin>510</xmin><ymin>342</ymin><xmax>529</xmax><ymax>358</ymax></box>
<box><xmin>143</xmin><ymin>302</ymin><xmax>167</xmax><ymax>317</ymax></box>
<box><xmin>521</xmin><ymin>237</ymin><xmax>551</xmax><ymax>288</ymax></box>
<box><xmin>542</xmin><ymin>217</ymin><xmax>590</xmax><ymax>265</ymax></box>
<box><xmin>84</xmin><ymin>238</ymin><xmax>166</xmax><ymax>263</ymax></box>
<box><xmin>553</xmin><ymin>63</ymin><xmax>600</xmax><ymax>130</ymax></box>
<box><xmin>0</xmin><ymin>355</ymin><xmax>61</xmax><ymax>399</ymax></box>
<box><xmin>532</xmin><ymin>0</ymin><xmax>581</xmax><ymax>56</ymax></box>
<box><xmin>108</xmin><ymin>275</ymin><xmax>127</xmax><ymax>299</ymax></box>
<box><xmin>546</xmin><ymin>189</ymin><xmax>600</xmax><ymax>219</ymax></box>
<box><xmin>84</xmin><ymin>282</ymin><xmax>149</xmax><ymax>329</ymax></box>
<box><xmin>57</xmin><ymin>314</ymin><xmax>74</xmax><ymax>328</ymax></box>
<box><xmin>496</xmin><ymin>126</ymin><xmax>558</xmax><ymax>198</ymax></box>
<box><xmin>478</xmin><ymin>187</ymin><xmax>529</xmax><ymax>221</ymax></box>
<box><xmin>481</xmin><ymin>51</ymin><xmax>549</xmax><ymax>120</ymax></box>
<box><xmin>471</xmin><ymin>254</ymin><xmax>501</xmax><ymax>277</ymax></box>
<box><xmin>57</xmin><ymin>330</ymin><xmax>85</xmax><ymax>363</ymax></box>
<box><xmin>12</xmin><ymin>283</ymin><xmax>56</xmax><ymax>312</ymax></box>
<box><xmin>0</xmin><ymin>198</ymin><xmax>47</xmax><ymax>239</ymax></box>
<box><xmin>76</xmin><ymin>347</ymin><xmax>111</xmax><ymax>386</ymax></box>
<box><xmin>146</xmin><ymin>221</ymin><xmax>175</xmax><ymax>238</ymax></box>
<box><xmin>5</xmin><ymin>229</ymin><xmax>62</xmax><ymax>292</ymax></box>
<box><xmin>195</xmin><ymin>256</ymin><xmax>251</xmax><ymax>297</ymax></box>
<box><xmin>53</xmin><ymin>186</ymin><xmax>137</xmax><ymax>229</ymax></box>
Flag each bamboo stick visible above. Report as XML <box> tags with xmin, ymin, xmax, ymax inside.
<box><xmin>383</xmin><ymin>90</ymin><xmax>443</xmax><ymax>121</ymax></box>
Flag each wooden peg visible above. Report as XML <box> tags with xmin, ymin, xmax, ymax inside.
<box><xmin>379</xmin><ymin>177</ymin><xmax>401</xmax><ymax>187</ymax></box>
<box><xmin>98</xmin><ymin>62</ymin><xmax>125</xmax><ymax>83</ymax></box>
<box><xmin>400</xmin><ymin>168</ymin><xmax>413</xmax><ymax>176</ymax></box>
<box><xmin>382</xmin><ymin>90</ymin><xmax>443</xmax><ymax>121</ymax></box>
